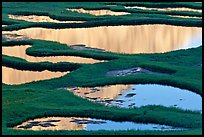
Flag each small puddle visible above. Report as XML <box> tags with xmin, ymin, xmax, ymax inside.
<box><xmin>124</xmin><ymin>6</ymin><xmax>202</xmax><ymax>13</ymax></box>
<box><xmin>7</xmin><ymin>25</ymin><xmax>202</xmax><ymax>54</ymax></box>
<box><xmin>66</xmin><ymin>8</ymin><xmax>130</xmax><ymax>16</ymax></box>
<box><xmin>8</xmin><ymin>14</ymin><xmax>85</xmax><ymax>23</ymax></box>
<box><xmin>67</xmin><ymin>84</ymin><xmax>202</xmax><ymax>112</ymax></box>
<box><xmin>2</xmin><ymin>66</ymin><xmax>68</xmax><ymax>85</ymax></box>
<box><xmin>2</xmin><ymin>45</ymin><xmax>104</xmax><ymax>64</ymax></box>
<box><xmin>106</xmin><ymin>67</ymin><xmax>166</xmax><ymax>76</ymax></box>
<box><xmin>14</xmin><ymin>117</ymin><xmax>186</xmax><ymax>131</ymax></box>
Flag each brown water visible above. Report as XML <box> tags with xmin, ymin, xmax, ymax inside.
<box><xmin>66</xmin><ymin>8</ymin><xmax>130</xmax><ymax>16</ymax></box>
<box><xmin>169</xmin><ymin>15</ymin><xmax>202</xmax><ymax>19</ymax></box>
<box><xmin>2</xmin><ymin>33</ymin><xmax>30</xmax><ymax>41</ymax></box>
<box><xmin>13</xmin><ymin>117</ymin><xmax>87</xmax><ymax>130</ymax></box>
<box><xmin>2</xmin><ymin>45</ymin><xmax>103</xmax><ymax>64</ymax></box>
<box><xmin>8</xmin><ymin>15</ymin><xmax>85</xmax><ymax>23</ymax></box>
<box><xmin>7</xmin><ymin>25</ymin><xmax>202</xmax><ymax>54</ymax></box>
<box><xmin>2</xmin><ymin>66</ymin><xmax>68</xmax><ymax>85</ymax></box>
<box><xmin>125</xmin><ymin>6</ymin><xmax>202</xmax><ymax>13</ymax></box>
<box><xmin>67</xmin><ymin>85</ymin><xmax>131</xmax><ymax>100</ymax></box>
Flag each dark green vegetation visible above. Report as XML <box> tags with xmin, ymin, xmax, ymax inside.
<box><xmin>2</xmin><ymin>2</ymin><xmax>202</xmax><ymax>135</ymax></box>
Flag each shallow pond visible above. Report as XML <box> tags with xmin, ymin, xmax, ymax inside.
<box><xmin>7</xmin><ymin>25</ymin><xmax>202</xmax><ymax>54</ymax></box>
<box><xmin>2</xmin><ymin>66</ymin><xmax>68</xmax><ymax>85</ymax></box>
<box><xmin>2</xmin><ymin>45</ymin><xmax>104</xmax><ymax>64</ymax></box>
<box><xmin>66</xmin><ymin>8</ymin><xmax>130</xmax><ymax>16</ymax></box>
<box><xmin>169</xmin><ymin>15</ymin><xmax>202</xmax><ymax>19</ymax></box>
<box><xmin>8</xmin><ymin>14</ymin><xmax>85</xmax><ymax>23</ymax></box>
<box><xmin>67</xmin><ymin>84</ymin><xmax>202</xmax><ymax>112</ymax></box>
<box><xmin>14</xmin><ymin>117</ymin><xmax>186</xmax><ymax>131</ymax></box>
<box><xmin>124</xmin><ymin>6</ymin><xmax>202</xmax><ymax>13</ymax></box>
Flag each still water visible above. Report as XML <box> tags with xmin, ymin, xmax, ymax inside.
<box><xmin>2</xmin><ymin>45</ymin><xmax>104</xmax><ymax>64</ymax></box>
<box><xmin>124</xmin><ymin>6</ymin><xmax>202</xmax><ymax>13</ymax></box>
<box><xmin>7</xmin><ymin>25</ymin><xmax>202</xmax><ymax>54</ymax></box>
<box><xmin>14</xmin><ymin>117</ymin><xmax>186</xmax><ymax>131</ymax></box>
<box><xmin>66</xmin><ymin>8</ymin><xmax>130</xmax><ymax>16</ymax></box>
<box><xmin>8</xmin><ymin>14</ymin><xmax>85</xmax><ymax>23</ymax></box>
<box><xmin>68</xmin><ymin>84</ymin><xmax>202</xmax><ymax>112</ymax></box>
<box><xmin>2</xmin><ymin>66</ymin><xmax>68</xmax><ymax>85</ymax></box>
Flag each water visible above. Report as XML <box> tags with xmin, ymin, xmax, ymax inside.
<box><xmin>66</xmin><ymin>8</ymin><xmax>129</xmax><ymax>16</ymax></box>
<box><xmin>68</xmin><ymin>84</ymin><xmax>202</xmax><ymax>112</ymax></box>
<box><xmin>6</xmin><ymin>25</ymin><xmax>202</xmax><ymax>54</ymax></box>
<box><xmin>124</xmin><ymin>6</ymin><xmax>202</xmax><ymax>13</ymax></box>
<box><xmin>2</xmin><ymin>45</ymin><xmax>104</xmax><ymax>64</ymax></box>
<box><xmin>8</xmin><ymin>14</ymin><xmax>85</xmax><ymax>23</ymax></box>
<box><xmin>2</xmin><ymin>66</ymin><xmax>68</xmax><ymax>85</ymax></box>
<box><xmin>14</xmin><ymin>117</ymin><xmax>186</xmax><ymax>131</ymax></box>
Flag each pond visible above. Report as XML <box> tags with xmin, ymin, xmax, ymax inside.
<box><xmin>66</xmin><ymin>8</ymin><xmax>130</xmax><ymax>16</ymax></box>
<box><xmin>67</xmin><ymin>84</ymin><xmax>202</xmax><ymax>112</ymax></box>
<box><xmin>14</xmin><ymin>117</ymin><xmax>187</xmax><ymax>131</ymax></box>
<box><xmin>124</xmin><ymin>6</ymin><xmax>202</xmax><ymax>13</ymax></box>
<box><xmin>8</xmin><ymin>14</ymin><xmax>85</xmax><ymax>23</ymax></box>
<box><xmin>2</xmin><ymin>45</ymin><xmax>104</xmax><ymax>64</ymax></box>
<box><xmin>7</xmin><ymin>24</ymin><xmax>202</xmax><ymax>54</ymax></box>
<box><xmin>169</xmin><ymin>15</ymin><xmax>202</xmax><ymax>19</ymax></box>
<box><xmin>2</xmin><ymin>66</ymin><xmax>68</xmax><ymax>85</ymax></box>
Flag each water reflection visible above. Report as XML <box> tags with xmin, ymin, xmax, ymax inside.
<box><xmin>8</xmin><ymin>14</ymin><xmax>85</xmax><ymax>23</ymax></box>
<box><xmin>14</xmin><ymin>117</ymin><xmax>87</xmax><ymax>130</ymax></box>
<box><xmin>169</xmin><ymin>15</ymin><xmax>202</xmax><ymax>19</ymax></box>
<box><xmin>7</xmin><ymin>25</ymin><xmax>202</xmax><ymax>54</ymax></box>
<box><xmin>14</xmin><ymin>117</ymin><xmax>186</xmax><ymax>131</ymax></box>
<box><xmin>2</xmin><ymin>66</ymin><xmax>68</xmax><ymax>85</ymax></box>
<box><xmin>2</xmin><ymin>33</ymin><xmax>30</xmax><ymax>41</ymax></box>
<box><xmin>67</xmin><ymin>85</ymin><xmax>131</xmax><ymax>100</ymax></box>
<box><xmin>66</xmin><ymin>8</ymin><xmax>130</xmax><ymax>16</ymax></box>
<box><xmin>2</xmin><ymin>45</ymin><xmax>103</xmax><ymax>64</ymax></box>
<box><xmin>67</xmin><ymin>84</ymin><xmax>202</xmax><ymax>112</ymax></box>
<box><xmin>125</xmin><ymin>6</ymin><xmax>202</xmax><ymax>13</ymax></box>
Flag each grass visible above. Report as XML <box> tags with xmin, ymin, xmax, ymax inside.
<box><xmin>2</xmin><ymin>2</ymin><xmax>202</xmax><ymax>135</ymax></box>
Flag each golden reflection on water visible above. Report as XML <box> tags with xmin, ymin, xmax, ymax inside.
<box><xmin>2</xmin><ymin>45</ymin><xmax>103</xmax><ymax>64</ymax></box>
<box><xmin>66</xmin><ymin>8</ymin><xmax>130</xmax><ymax>16</ymax></box>
<box><xmin>14</xmin><ymin>117</ymin><xmax>88</xmax><ymax>130</ymax></box>
<box><xmin>125</xmin><ymin>6</ymin><xmax>202</xmax><ymax>13</ymax></box>
<box><xmin>67</xmin><ymin>85</ymin><xmax>132</xmax><ymax>100</ymax></box>
<box><xmin>8</xmin><ymin>14</ymin><xmax>85</xmax><ymax>23</ymax></box>
<box><xmin>169</xmin><ymin>15</ymin><xmax>202</xmax><ymax>19</ymax></box>
<box><xmin>2</xmin><ymin>66</ymin><xmax>68</xmax><ymax>85</ymax></box>
<box><xmin>8</xmin><ymin>25</ymin><xmax>202</xmax><ymax>54</ymax></box>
